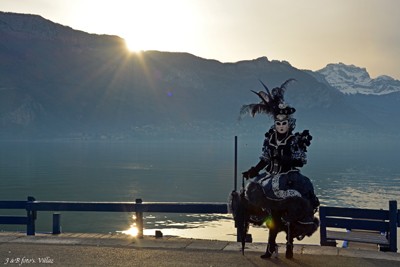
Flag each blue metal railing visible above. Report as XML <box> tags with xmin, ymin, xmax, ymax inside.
<box><xmin>26</xmin><ymin>201</ymin><xmax>228</xmax><ymax>213</ymax></box>
<box><xmin>0</xmin><ymin>196</ymin><xmax>229</xmax><ymax>237</ymax></box>
<box><xmin>0</xmin><ymin>200</ymin><xmax>27</xmax><ymax>209</ymax></box>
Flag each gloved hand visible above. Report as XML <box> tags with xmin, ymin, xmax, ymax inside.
<box><xmin>242</xmin><ymin>167</ymin><xmax>259</xmax><ymax>179</ymax></box>
<box><xmin>242</xmin><ymin>160</ymin><xmax>267</xmax><ymax>179</ymax></box>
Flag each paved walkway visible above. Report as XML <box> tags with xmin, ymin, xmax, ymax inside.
<box><xmin>0</xmin><ymin>232</ymin><xmax>399</xmax><ymax>266</ymax></box>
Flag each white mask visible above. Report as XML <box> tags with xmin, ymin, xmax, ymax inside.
<box><xmin>274</xmin><ymin>115</ymin><xmax>289</xmax><ymax>134</ymax></box>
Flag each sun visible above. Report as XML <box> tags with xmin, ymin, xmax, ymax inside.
<box><xmin>121</xmin><ymin>12</ymin><xmax>164</xmax><ymax>53</ymax></box>
<box><xmin>75</xmin><ymin>1</ymin><xmax>202</xmax><ymax>54</ymax></box>
<box><xmin>124</xmin><ymin>38</ymin><xmax>144</xmax><ymax>53</ymax></box>
<box><xmin>118</xmin><ymin>1</ymin><xmax>201</xmax><ymax>53</ymax></box>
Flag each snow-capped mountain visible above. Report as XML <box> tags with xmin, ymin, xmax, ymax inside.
<box><xmin>317</xmin><ymin>63</ymin><xmax>400</xmax><ymax>95</ymax></box>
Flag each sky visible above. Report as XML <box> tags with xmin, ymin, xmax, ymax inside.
<box><xmin>1</xmin><ymin>0</ymin><xmax>399</xmax><ymax>79</ymax></box>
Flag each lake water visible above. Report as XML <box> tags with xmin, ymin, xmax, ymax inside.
<box><xmin>0</xmin><ymin>138</ymin><xmax>399</xmax><ymax>248</ymax></box>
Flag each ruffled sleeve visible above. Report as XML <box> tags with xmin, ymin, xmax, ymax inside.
<box><xmin>291</xmin><ymin>130</ymin><xmax>312</xmax><ymax>166</ymax></box>
<box><xmin>259</xmin><ymin>129</ymin><xmax>274</xmax><ymax>162</ymax></box>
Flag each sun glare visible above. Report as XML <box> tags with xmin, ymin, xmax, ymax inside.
<box><xmin>118</xmin><ymin>1</ymin><xmax>200</xmax><ymax>53</ymax></box>
<box><xmin>74</xmin><ymin>1</ymin><xmax>202</xmax><ymax>53</ymax></box>
<box><xmin>124</xmin><ymin>38</ymin><xmax>143</xmax><ymax>53</ymax></box>
<box><xmin>122</xmin><ymin>226</ymin><xmax>139</xmax><ymax>237</ymax></box>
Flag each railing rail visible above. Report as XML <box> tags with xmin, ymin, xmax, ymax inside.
<box><xmin>0</xmin><ymin>196</ymin><xmax>229</xmax><ymax>237</ymax></box>
<box><xmin>0</xmin><ymin>200</ymin><xmax>27</xmax><ymax>209</ymax></box>
<box><xmin>26</xmin><ymin>201</ymin><xmax>228</xmax><ymax>213</ymax></box>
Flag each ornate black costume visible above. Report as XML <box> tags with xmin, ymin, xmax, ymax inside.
<box><xmin>246</xmin><ymin>128</ymin><xmax>318</xmax><ymax>209</ymax></box>
<box><xmin>233</xmin><ymin>79</ymin><xmax>320</xmax><ymax>259</ymax></box>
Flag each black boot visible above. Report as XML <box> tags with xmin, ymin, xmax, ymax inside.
<box><xmin>285</xmin><ymin>243</ymin><xmax>293</xmax><ymax>259</ymax></box>
<box><xmin>260</xmin><ymin>243</ymin><xmax>278</xmax><ymax>259</ymax></box>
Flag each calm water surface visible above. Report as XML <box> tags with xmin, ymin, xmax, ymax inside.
<box><xmin>0</xmin><ymin>139</ymin><xmax>399</xmax><ymax>247</ymax></box>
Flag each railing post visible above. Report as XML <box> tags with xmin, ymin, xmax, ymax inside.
<box><xmin>136</xmin><ymin>199</ymin><xmax>143</xmax><ymax>239</ymax></box>
<box><xmin>319</xmin><ymin>207</ymin><xmax>336</xmax><ymax>247</ymax></box>
<box><xmin>319</xmin><ymin>207</ymin><xmax>326</xmax><ymax>245</ymax></box>
<box><xmin>52</xmin><ymin>213</ymin><xmax>61</xmax><ymax>234</ymax></box>
<box><xmin>234</xmin><ymin>136</ymin><xmax>238</xmax><ymax>192</ymax></box>
<box><xmin>389</xmin><ymin>200</ymin><xmax>397</xmax><ymax>252</ymax></box>
<box><xmin>26</xmin><ymin>196</ymin><xmax>36</xmax><ymax>236</ymax></box>
<box><xmin>398</xmin><ymin>208</ymin><xmax>400</xmax><ymax>227</ymax></box>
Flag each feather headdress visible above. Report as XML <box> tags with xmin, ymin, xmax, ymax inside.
<box><xmin>240</xmin><ymin>79</ymin><xmax>296</xmax><ymax>119</ymax></box>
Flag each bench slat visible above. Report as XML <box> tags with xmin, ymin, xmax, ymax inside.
<box><xmin>324</xmin><ymin>217</ymin><xmax>389</xmax><ymax>232</ymax></box>
<box><xmin>326</xmin><ymin>230</ymin><xmax>389</xmax><ymax>245</ymax></box>
<box><xmin>322</xmin><ymin>207</ymin><xmax>389</xmax><ymax>220</ymax></box>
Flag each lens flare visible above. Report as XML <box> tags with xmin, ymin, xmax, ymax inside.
<box><xmin>264</xmin><ymin>215</ymin><xmax>274</xmax><ymax>229</ymax></box>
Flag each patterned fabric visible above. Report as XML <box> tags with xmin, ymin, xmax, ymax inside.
<box><xmin>259</xmin><ymin>129</ymin><xmax>311</xmax><ymax>174</ymax></box>
<box><xmin>259</xmin><ymin>170</ymin><xmax>315</xmax><ymax>202</ymax></box>
<box><xmin>250</xmin><ymin>128</ymin><xmax>318</xmax><ymax>207</ymax></box>
<box><xmin>270</xmin><ymin>172</ymin><xmax>302</xmax><ymax>198</ymax></box>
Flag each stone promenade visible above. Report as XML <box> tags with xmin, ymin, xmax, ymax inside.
<box><xmin>0</xmin><ymin>232</ymin><xmax>399</xmax><ymax>266</ymax></box>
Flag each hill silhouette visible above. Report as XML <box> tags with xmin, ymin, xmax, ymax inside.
<box><xmin>0</xmin><ymin>12</ymin><xmax>398</xmax><ymax>141</ymax></box>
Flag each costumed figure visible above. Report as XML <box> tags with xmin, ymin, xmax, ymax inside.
<box><xmin>230</xmin><ymin>79</ymin><xmax>320</xmax><ymax>259</ymax></box>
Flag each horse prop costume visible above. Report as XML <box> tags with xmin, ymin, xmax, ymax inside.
<box><xmin>230</xmin><ymin>79</ymin><xmax>320</xmax><ymax>259</ymax></box>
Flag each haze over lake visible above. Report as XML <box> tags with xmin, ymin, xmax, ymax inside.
<box><xmin>1</xmin><ymin>139</ymin><xmax>398</xmax><ymax>246</ymax></box>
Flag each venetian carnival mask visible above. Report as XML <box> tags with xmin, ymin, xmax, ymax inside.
<box><xmin>275</xmin><ymin>114</ymin><xmax>289</xmax><ymax>134</ymax></box>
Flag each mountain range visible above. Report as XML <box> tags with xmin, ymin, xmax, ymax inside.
<box><xmin>1</xmin><ymin>11</ymin><xmax>399</xmax><ymax>142</ymax></box>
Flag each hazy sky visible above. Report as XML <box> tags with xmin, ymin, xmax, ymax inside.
<box><xmin>1</xmin><ymin>0</ymin><xmax>399</xmax><ymax>79</ymax></box>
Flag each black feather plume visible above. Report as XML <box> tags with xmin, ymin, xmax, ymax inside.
<box><xmin>239</xmin><ymin>79</ymin><xmax>296</xmax><ymax>119</ymax></box>
<box><xmin>271</xmin><ymin>78</ymin><xmax>296</xmax><ymax>104</ymax></box>
<box><xmin>240</xmin><ymin>103</ymin><xmax>273</xmax><ymax>118</ymax></box>
<box><xmin>259</xmin><ymin>80</ymin><xmax>273</xmax><ymax>101</ymax></box>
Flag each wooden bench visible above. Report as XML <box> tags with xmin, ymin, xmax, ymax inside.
<box><xmin>320</xmin><ymin>200</ymin><xmax>398</xmax><ymax>252</ymax></box>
